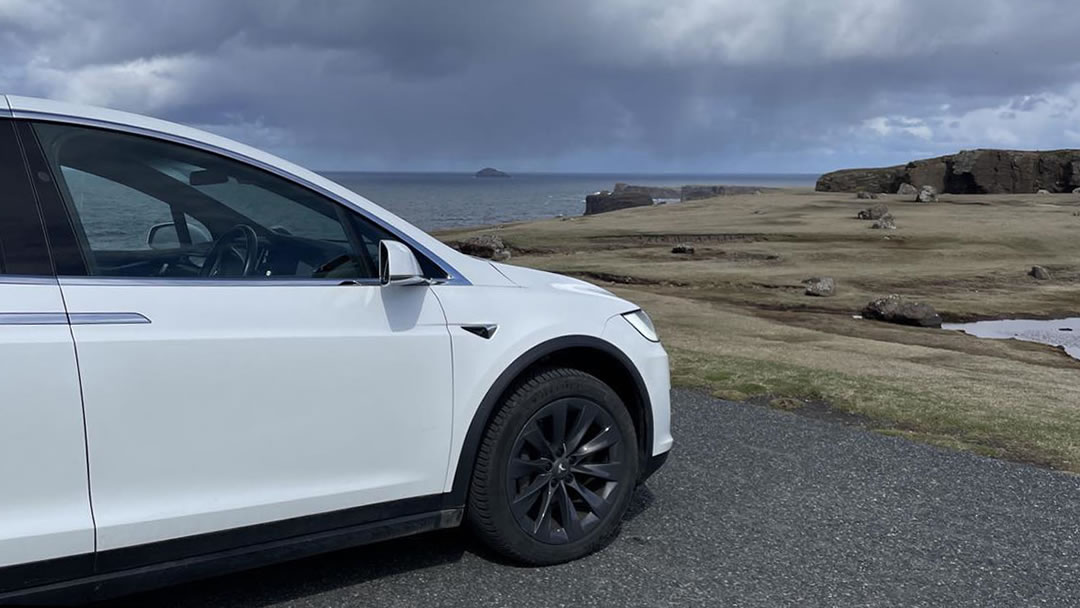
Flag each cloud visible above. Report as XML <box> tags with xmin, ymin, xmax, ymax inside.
<box><xmin>1</xmin><ymin>0</ymin><xmax>1078</xmax><ymax>172</ymax></box>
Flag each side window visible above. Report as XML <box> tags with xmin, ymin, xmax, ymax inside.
<box><xmin>31</xmin><ymin>121</ymin><xmax>385</xmax><ymax>280</ymax></box>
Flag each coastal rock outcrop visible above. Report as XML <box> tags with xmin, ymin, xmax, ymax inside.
<box><xmin>816</xmin><ymin>149</ymin><xmax>1080</xmax><ymax>194</ymax></box>
<box><xmin>614</xmin><ymin>183</ymin><xmax>681</xmax><ymax>199</ymax></box>
<box><xmin>452</xmin><ymin>234</ymin><xmax>511</xmax><ymax>261</ymax></box>
<box><xmin>584</xmin><ymin>191</ymin><xmax>653</xmax><ymax>215</ymax></box>
<box><xmin>862</xmin><ymin>294</ymin><xmax>942</xmax><ymax>327</ymax></box>
<box><xmin>916</xmin><ymin>186</ymin><xmax>938</xmax><ymax>203</ymax></box>
<box><xmin>475</xmin><ymin>167</ymin><xmax>510</xmax><ymax>178</ymax></box>
<box><xmin>681</xmin><ymin>185</ymin><xmax>767</xmax><ymax>201</ymax></box>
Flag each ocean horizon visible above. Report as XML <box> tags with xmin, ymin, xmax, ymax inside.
<box><xmin>320</xmin><ymin>171</ymin><xmax>819</xmax><ymax>230</ymax></box>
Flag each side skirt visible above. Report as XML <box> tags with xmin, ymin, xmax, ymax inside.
<box><xmin>1</xmin><ymin>503</ymin><xmax>463</xmax><ymax>606</ymax></box>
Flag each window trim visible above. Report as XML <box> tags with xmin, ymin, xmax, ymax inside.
<box><xmin>14</xmin><ymin>113</ymin><xmax>469</xmax><ymax>285</ymax></box>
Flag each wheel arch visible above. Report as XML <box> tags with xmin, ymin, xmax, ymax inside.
<box><xmin>447</xmin><ymin>335</ymin><xmax>653</xmax><ymax>506</ymax></box>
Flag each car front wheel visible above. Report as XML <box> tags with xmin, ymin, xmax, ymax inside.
<box><xmin>467</xmin><ymin>367</ymin><xmax>639</xmax><ymax>564</ymax></box>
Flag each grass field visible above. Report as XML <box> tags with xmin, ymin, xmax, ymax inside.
<box><xmin>437</xmin><ymin>189</ymin><xmax>1080</xmax><ymax>472</ymax></box>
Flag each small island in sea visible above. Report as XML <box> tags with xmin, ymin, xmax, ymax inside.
<box><xmin>475</xmin><ymin>167</ymin><xmax>510</xmax><ymax>178</ymax></box>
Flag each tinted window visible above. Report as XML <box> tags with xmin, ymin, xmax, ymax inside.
<box><xmin>0</xmin><ymin>120</ymin><xmax>52</xmax><ymax>275</ymax></box>
<box><xmin>32</xmin><ymin>122</ymin><xmax>391</xmax><ymax>280</ymax></box>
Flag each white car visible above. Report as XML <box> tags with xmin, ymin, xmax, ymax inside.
<box><xmin>0</xmin><ymin>95</ymin><xmax>672</xmax><ymax>604</ymax></box>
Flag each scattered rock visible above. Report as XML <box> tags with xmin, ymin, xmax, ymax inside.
<box><xmin>1029</xmin><ymin>265</ymin><xmax>1051</xmax><ymax>280</ymax></box>
<box><xmin>916</xmin><ymin>185</ymin><xmax>938</xmax><ymax>203</ymax></box>
<box><xmin>671</xmin><ymin>243</ymin><xmax>695</xmax><ymax>255</ymax></box>
<box><xmin>453</xmin><ymin>234</ymin><xmax>511</xmax><ymax>261</ymax></box>
<box><xmin>856</xmin><ymin>191</ymin><xmax>881</xmax><ymax>199</ymax></box>
<box><xmin>803</xmin><ymin>277</ymin><xmax>835</xmax><ymax>297</ymax></box>
<box><xmin>583</xmin><ymin>191</ymin><xmax>653</xmax><ymax>215</ymax></box>
<box><xmin>475</xmin><ymin>167</ymin><xmax>509</xmax><ymax>178</ymax></box>
<box><xmin>896</xmin><ymin>183</ymin><xmax>919</xmax><ymax>196</ymax></box>
<box><xmin>857</xmin><ymin>203</ymin><xmax>890</xmax><ymax>220</ymax></box>
<box><xmin>1037</xmin><ymin>188</ymin><xmax>1051</xmax><ymax>194</ymax></box>
<box><xmin>817</xmin><ymin>149</ymin><xmax>1080</xmax><ymax>194</ymax></box>
<box><xmin>862</xmin><ymin>294</ymin><xmax>942</xmax><ymax>328</ymax></box>
<box><xmin>871</xmin><ymin>215</ymin><xmax>896</xmax><ymax>229</ymax></box>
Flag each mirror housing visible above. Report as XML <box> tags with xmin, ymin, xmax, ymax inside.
<box><xmin>379</xmin><ymin>240</ymin><xmax>428</xmax><ymax>286</ymax></box>
<box><xmin>147</xmin><ymin>221</ymin><xmax>213</xmax><ymax>250</ymax></box>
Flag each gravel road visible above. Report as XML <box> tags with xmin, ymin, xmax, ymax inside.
<box><xmin>109</xmin><ymin>389</ymin><xmax>1080</xmax><ymax>607</ymax></box>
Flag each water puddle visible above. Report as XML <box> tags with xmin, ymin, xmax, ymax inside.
<box><xmin>943</xmin><ymin>318</ymin><xmax>1080</xmax><ymax>359</ymax></box>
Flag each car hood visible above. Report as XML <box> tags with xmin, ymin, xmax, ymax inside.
<box><xmin>488</xmin><ymin>262</ymin><xmax>635</xmax><ymax>308</ymax></box>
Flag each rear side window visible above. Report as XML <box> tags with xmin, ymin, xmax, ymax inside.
<box><xmin>0</xmin><ymin>119</ymin><xmax>52</xmax><ymax>275</ymax></box>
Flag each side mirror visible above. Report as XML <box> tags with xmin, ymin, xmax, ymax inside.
<box><xmin>147</xmin><ymin>221</ymin><xmax>213</xmax><ymax>250</ymax></box>
<box><xmin>379</xmin><ymin>240</ymin><xmax>428</xmax><ymax>286</ymax></box>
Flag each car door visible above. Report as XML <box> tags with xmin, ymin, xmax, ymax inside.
<box><xmin>0</xmin><ymin>119</ymin><xmax>94</xmax><ymax>592</ymax></box>
<box><xmin>24</xmin><ymin>120</ymin><xmax>454</xmax><ymax>565</ymax></box>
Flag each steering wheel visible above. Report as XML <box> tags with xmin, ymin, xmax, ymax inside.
<box><xmin>201</xmin><ymin>224</ymin><xmax>260</xmax><ymax>278</ymax></box>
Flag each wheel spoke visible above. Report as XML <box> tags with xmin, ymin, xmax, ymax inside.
<box><xmin>565</xmin><ymin>407</ymin><xmax>597</xmax><ymax>454</ymax></box>
<box><xmin>573</xmin><ymin>425</ymin><xmax>620</xmax><ymax>457</ymax></box>
<box><xmin>511</xmin><ymin>475</ymin><xmax>550</xmax><ymax>517</ymax></box>
<box><xmin>532</xmin><ymin>483</ymin><xmax>557</xmax><ymax>539</ymax></box>
<box><xmin>556</xmin><ymin>482</ymin><xmax>585</xmax><ymax>542</ymax></box>
<box><xmin>509</xmin><ymin>457</ymin><xmax>549</xmax><ymax>479</ymax></box>
<box><xmin>521</xmin><ymin>422</ymin><xmax>554</xmax><ymax>458</ymax></box>
<box><xmin>570</xmin><ymin>461</ymin><xmax>622</xmax><ymax>481</ymax></box>
<box><xmin>550</xmin><ymin>401</ymin><xmax>568</xmax><ymax>449</ymax></box>
<box><xmin>567</xmin><ymin>478</ymin><xmax>611</xmax><ymax>518</ymax></box>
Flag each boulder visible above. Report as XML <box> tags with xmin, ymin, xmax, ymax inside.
<box><xmin>871</xmin><ymin>215</ymin><xmax>896</xmax><ymax>230</ymax></box>
<box><xmin>475</xmin><ymin>167</ymin><xmax>509</xmax><ymax>178</ymax></box>
<box><xmin>803</xmin><ymin>277</ymin><xmax>835</xmax><ymax>297</ymax></box>
<box><xmin>671</xmin><ymin>243</ymin><xmax>695</xmax><ymax>254</ymax></box>
<box><xmin>1029</xmin><ymin>265</ymin><xmax>1051</xmax><ymax>280</ymax></box>
<box><xmin>916</xmin><ymin>185</ymin><xmax>938</xmax><ymax>203</ymax></box>
<box><xmin>856</xmin><ymin>191</ymin><xmax>881</xmax><ymax>200</ymax></box>
<box><xmin>896</xmin><ymin>183</ymin><xmax>919</xmax><ymax>196</ymax></box>
<box><xmin>584</xmin><ymin>191</ymin><xmax>653</xmax><ymax>215</ymax></box>
<box><xmin>862</xmin><ymin>294</ymin><xmax>942</xmax><ymax>327</ymax></box>
<box><xmin>453</xmin><ymin>234</ymin><xmax>511</xmax><ymax>261</ymax></box>
<box><xmin>816</xmin><ymin>149</ymin><xmax>1080</xmax><ymax>193</ymax></box>
<box><xmin>857</xmin><ymin>203</ymin><xmax>889</xmax><ymax>220</ymax></box>
<box><xmin>1037</xmin><ymin>189</ymin><xmax>1051</xmax><ymax>194</ymax></box>
<box><xmin>1074</xmin><ymin>187</ymin><xmax>1080</xmax><ymax>194</ymax></box>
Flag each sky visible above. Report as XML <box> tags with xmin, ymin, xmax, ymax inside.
<box><xmin>1</xmin><ymin>0</ymin><xmax>1078</xmax><ymax>174</ymax></box>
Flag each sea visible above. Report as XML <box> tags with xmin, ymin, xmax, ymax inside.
<box><xmin>320</xmin><ymin>172</ymin><xmax>818</xmax><ymax>231</ymax></box>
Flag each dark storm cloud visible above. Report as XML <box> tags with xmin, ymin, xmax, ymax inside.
<box><xmin>1</xmin><ymin>0</ymin><xmax>1078</xmax><ymax>172</ymax></box>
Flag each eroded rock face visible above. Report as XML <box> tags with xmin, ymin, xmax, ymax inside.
<box><xmin>817</xmin><ymin>149</ymin><xmax>1080</xmax><ymax>193</ymax></box>
<box><xmin>803</xmin><ymin>277</ymin><xmax>835</xmax><ymax>297</ymax></box>
<box><xmin>584</xmin><ymin>191</ymin><xmax>653</xmax><ymax>215</ymax></box>
<box><xmin>862</xmin><ymin>294</ymin><xmax>942</xmax><ymax>327</ymax></box>
<box><xmin>857</xmin><ymin>204</ymin><xmax>890</xmax><ymax>220</ymax></box>
<box><xmin>453</xmin><ymin>234</ymin><xmax>511</xmax><ymax>260</ymax></box>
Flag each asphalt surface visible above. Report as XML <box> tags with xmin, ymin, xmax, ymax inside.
<box><xmin>106</xmin><ymin>389</ymin><xmax>1080</xmax><ymax>607</ymax></box>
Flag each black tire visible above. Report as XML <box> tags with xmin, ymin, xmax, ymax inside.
<box><xmin>467</xmin><ymin>367</ymin><xmax>639</xmax><ymax>565</ymax></box>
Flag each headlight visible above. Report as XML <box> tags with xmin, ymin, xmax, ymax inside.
<box><xmin>622</xmin><ymin>309</ymin><xmax>659</xmax><ymax>342</ymax></box>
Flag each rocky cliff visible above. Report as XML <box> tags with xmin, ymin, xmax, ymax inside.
<box><xmin>816</xmin><ymin>149</ymin><xmax>1080</xmax><ymax>194</ymax></box>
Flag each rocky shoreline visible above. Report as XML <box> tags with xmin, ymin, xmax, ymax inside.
<box><xmin>584</xmin><ymin>182</ymin><xmax>774</xmax><ymax>215</ymax></box>
<box><xmin>816</xmin><ymin>149</ymin><xmax>1080</xmax><ymax>194</ymax></box>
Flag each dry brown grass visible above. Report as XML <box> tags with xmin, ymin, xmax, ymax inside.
<box><xmin>437</xmin><ymin>189</ymin><xmax>1080</xmax><ymax>471</ymax></box>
